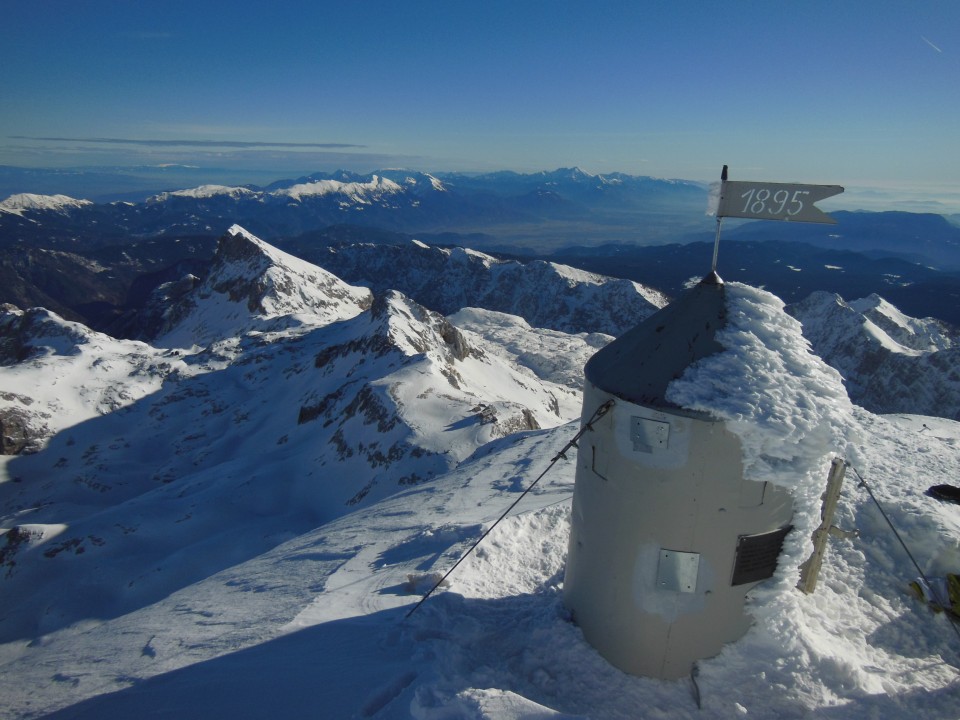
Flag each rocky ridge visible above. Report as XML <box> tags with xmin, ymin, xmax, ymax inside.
<box><xmin>0</xmin><ymin>227</ymin><xmax>577</xmax><ymax>637</ymax></box>
<box><xmin>311</xmin><ymin>240</ymin><xmax>668</xmax><ymax>336</ymax></box>
<box><xmin>787</xmin><ymin>291</ymin><xmax>960</xmax><ymax>419</ymax></box>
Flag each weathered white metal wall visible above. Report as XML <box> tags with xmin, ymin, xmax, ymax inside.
<box><xmin>564</xmin><ymin>382</ymin><xmax>793</xmax><ymax>679</ymax></box>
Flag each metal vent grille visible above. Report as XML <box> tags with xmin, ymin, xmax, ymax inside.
<box><xmin>731</xmin><ymin>526</ymin><xmax>792</xmax><ymax>586</ymax></box>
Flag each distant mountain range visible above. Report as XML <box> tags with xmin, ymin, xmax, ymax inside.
<box><xmin>543</xmin><ymin>237</ymin><xmax>960</xmax><ymax>326</ymax></box>
<box><xmin>2</xmin><ymin>168</ymin><xmax>960</xmax><ymax>328</ymax></box>
<box><xmin>4</xmin><ymin>224</ymin><xmax>956</xmax><ymax>427</ymax></box>
<box><xmin>0</xmin><ymin>167</ymin><xmax>710</xmax><ymax>249</ymax></box>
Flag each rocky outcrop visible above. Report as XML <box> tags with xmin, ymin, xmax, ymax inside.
<box><xmin>0</xmin><ymin>395</ymin><xmax>49</xmax><ymax>455</ymax></box>
<box><xmin>0</xmin><ymin>305</ymin><xmax>95</xmax><ymax>364</ymax></box>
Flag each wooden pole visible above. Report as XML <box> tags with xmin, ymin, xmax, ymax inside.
<box><xmin>798</xmin><ymin>457</ymin><xmax>852</xmax><ymax>594</ymax></box>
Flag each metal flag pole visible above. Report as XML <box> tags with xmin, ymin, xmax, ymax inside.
<box><xmin>711</xmin><ymin>165</ymin><xmax>727</xmax><ymax>274</ymax></box>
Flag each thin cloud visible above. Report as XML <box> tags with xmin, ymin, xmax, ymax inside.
<box><xmin>921</xmin><ymin>35</ymin><xmax>943</xmax><ymax>53</ymax></box>
<box><xmin>10</xmin><ymin>136</ymin><xmax>367</xmax><ymax>150</ymax></box>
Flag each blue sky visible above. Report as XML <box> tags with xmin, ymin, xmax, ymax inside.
<box><xmin>2</xmin><ymin>1</ymin><xmax>958</xmax><ymax>197</ymax></box>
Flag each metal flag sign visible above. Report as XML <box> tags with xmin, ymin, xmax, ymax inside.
<box><xmin>717</xmin><ymin>179</ymin><xmax>844</xmax><ymax>224</ymax></box>
<box><xmin>708</xmin><ymin>166</ymin><xmax>844</xmax><ymax>275</ymax></box>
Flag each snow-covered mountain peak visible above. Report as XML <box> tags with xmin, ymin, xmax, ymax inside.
<box><xmin>421</xmin><ymin>172</ymin><xmax>446</xmax><ymax>192</ymax></box>
<box><xmin>542</xmin><ymin>166</ymin><xmax>594</xmax><ymax>183</ymax></box>
<box><xmin>0</xmin><ymin>274</ymin><xmax>577</xmax><ymax>652</ymax></box>
<box><xmin>0</xmin><ymin>305</ymin><xmax>182</xmax><ymax>451</ymax></box>
<box><xmin>393</xmin><ymin>171</ymin><xmax>447</xmax><ymax>193</ymax></box>
<box><xmin>788</xmin><ymin>290</ymin><xmax>960</xmax><ymax>418</ymax></box>
<box><xmin>441</xmin><ymin>245</ymin><xmax>498</xmax><ymax>268</ymax></box>
<box><xmin>849</xmin><ymin>293</ymin><xmax>956</xmax><ymax>352</ymax></box>
<box><xmin>318</xmin><ymin>240</ymin><xmax>668</xmax><ymax>336</ymax></box>
<box><xmin>3</xmin><ymin>254</ymin><xmax>960</xmax><ymax>717</ymax></box>
<box><xmin>155</xmin><ymin>225</ymin><xmax>372</xmax><ymax>348</ymax></box>
<box><xmin>274</xmin><ymin>174</ymin><xmax>403</xmax><ymax>203</ymax></box>
<box><xmin>0</xmin><ymin>192</ymin><xmax>92</xmax><ymax>216</ymax></box>
<box><xmin>791</xmin><ymin>291</ymin><xmax>955</xmax><ymax>356</ymax></box>
<box><xmin>150</xmin><ymin>185</ymin><xmax>259</xmax><ymax>202</ymax></box>
<box><xmin>369</xmin><ymin>290</ymin><xmax>472</xmax><ymax>363</ymax></box>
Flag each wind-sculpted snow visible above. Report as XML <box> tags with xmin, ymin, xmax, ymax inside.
<box><xmin>666</xmin><ymin>283</ymin><xmax>862</xmax><ymax>647</ymax></box>
<box><xmin>788</xmin><ymin>291</ymin><xmax>960</xmax><ymax>419</ymax></box>
<box><xmin>317</xmin><ymin>240</ymin><xmax>668</xmax><ymax>336</ymax></box>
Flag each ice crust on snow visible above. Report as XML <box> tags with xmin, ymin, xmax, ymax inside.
<box><xmin>667</xmin><ymin>282</ymin><xmax>856</xmax><ymax>492</ymax></box>
<box><xmin>667</xmin><ymin>283</ymin><xmax>860</xmax><ymax>588</ymax></box>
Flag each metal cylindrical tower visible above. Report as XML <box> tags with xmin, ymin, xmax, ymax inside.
<box><xmin>563</xmin><ymin>273</ymin><xmax>793</xmax><ymax>679</ymax></box>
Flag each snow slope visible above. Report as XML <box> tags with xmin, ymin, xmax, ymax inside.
<box><xmin>1</xmin><ymin>414</ymin><xmax>957</xmax><ymax>718</ymax></box>
<box><xmin>0</xmin><ymin>305</ymin><xmax>184</xmax><ymax>447</ymax></box>
<box><xmin>1</xmin><ymin>246</ymin><xmax>959</xmax><ymax>718</ymax></box>
<box><xmin>0</xmin><ymin>229</ymin><xmax>579</xmax><ymax>679</ymax></box>
<box><xmin>449</xmin><ymin>307</ymin><xmax>612</xmax><ymax>389</ymax></box>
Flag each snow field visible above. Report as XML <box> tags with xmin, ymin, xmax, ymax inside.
<box><xmin>2</xmin><ymin>232</ymin><xmax>960</xmax><ymax>718</ymax></box>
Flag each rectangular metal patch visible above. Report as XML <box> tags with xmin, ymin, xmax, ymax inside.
<box><xmin>657</xmin><ymin>549</ymin><xmax>700</xmax><ymax>593</ymax></box>
<box><xmin>631</xmin><ymin>416</ymin><xmax>670</xmax><ymax>453</ymax></box>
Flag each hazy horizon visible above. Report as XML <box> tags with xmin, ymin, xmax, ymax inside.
<box><xmin>3</xmin><ymin>1</ymin><xmax>958</xmax><ymax>201</ymax></box>
<box><xmin>2</xmin><ymin>160</ymin><xmax>958</xmax><ymax>216</ymax></box>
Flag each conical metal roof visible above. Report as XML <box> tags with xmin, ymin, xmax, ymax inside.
<box><xmin>584</xmin><ymin>272</ymin><xmax>727</xmax><ymax>410</ymax></box>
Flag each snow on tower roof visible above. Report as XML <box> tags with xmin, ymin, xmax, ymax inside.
<box><xmin>584</xmin><ymin>272</ymin><xmax>726</xmax><ymax>412</ymax></box>
<box><xmin>587</xmin><ymin>274</ymin><xmax>858</xmax><ymax>595</ymax></box>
